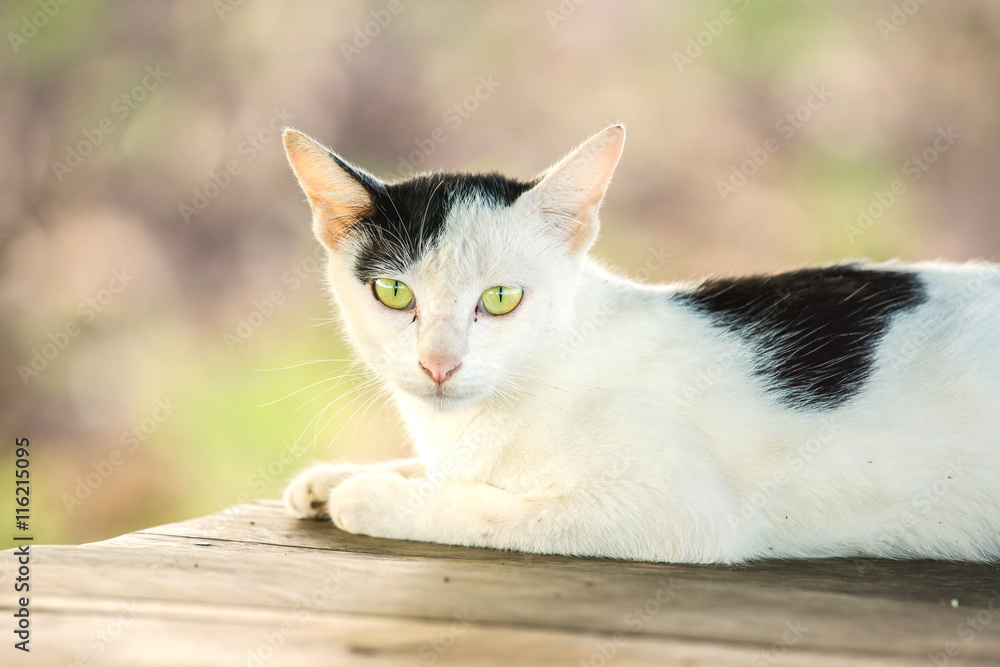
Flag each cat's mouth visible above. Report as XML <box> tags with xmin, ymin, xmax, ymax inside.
<box><xmin>427</xmin><ymin>384</ymin><xmax>462</xmax><ymax>405</ymax></box>
<box><xmin>410</xmin><ymin>382</ymin><xmax>475</xmax><ymax>411</ymax></box>
<box><xmin>392</xmin><ymin>368</ymin><xmax>484</xmax><ymax>410</ymax></box>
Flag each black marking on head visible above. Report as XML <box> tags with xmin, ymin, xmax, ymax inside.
<box><xmin>675</xmin><ymin>264</ymin><xmax>927</xmax><ymax>410</ymax></box>
<box><xmin>344</xmin><ymin>170</ymin><xmax>538</xmax><ymax>282</ymax></box>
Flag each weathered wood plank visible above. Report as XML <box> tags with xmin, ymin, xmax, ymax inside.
<box><xmin>10</xmin><ymin>597</ymin><xmax>918</xmax><ymax>667</ymax></box>
<box><xmin>9</xmin><ymin>519</ymin><xmax>998</xmax><ymax>661</ymax></box>
<box><xmin>143</xmin><ymin>500</ymin><xmax>1000</xmax><ymax>606</ymax></box>
<box><xmin>4</xmin><ymin>501</ymin><xmax>998</xmax><ymax>665</ymax></box>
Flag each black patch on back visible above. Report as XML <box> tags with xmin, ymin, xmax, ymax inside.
<box><xmin>675</xmin><ymin>265</ymin><xmax>927</xmax><ymax>409</ymax></box>
<box><xmin>341</xmin><ymin>163</ymin><xmax>537</xmax><ymax>281</ymax></box>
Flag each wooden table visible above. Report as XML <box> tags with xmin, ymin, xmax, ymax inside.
<box><xmin>3</xmin><ymin>500</ymin><xmax>999</xmax><ymax>665</ymax></box>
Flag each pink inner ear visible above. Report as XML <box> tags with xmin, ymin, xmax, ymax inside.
<box><xmin>533</xmin><ymin>126</ymin><xmax>625</xmax><ymax>250</ymax></box>
<box><xmin>284</xmin><ymin>131</ymin><xmax>373</xmax><ymax>248</ymax></box>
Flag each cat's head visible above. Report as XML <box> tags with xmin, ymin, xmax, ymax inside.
<box><xmin>283</xmin><ymin>125</ymin><xmax>624</xmax><ymax>411</ymax></box>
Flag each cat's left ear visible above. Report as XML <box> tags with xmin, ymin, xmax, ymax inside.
<box><xmin>283</xmin><ymin>129</ymin><xmax>383</xmax><ymax>251</ymax></box>
<box><xmin>528</xmin><ymin>125</ymin><xmax>625</xmax><ymax>253</ymax></box>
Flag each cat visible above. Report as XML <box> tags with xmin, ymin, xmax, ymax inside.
<box><xmin>280</xmin><ymin>124</ymin><xmax>1000</xmax><ymax>564</ymax></box>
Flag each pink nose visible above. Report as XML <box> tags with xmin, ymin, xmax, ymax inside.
<box><xmin>419</xmin><ymin>359</ymin><xmax>461</xmax><ymax>385</ymax></box>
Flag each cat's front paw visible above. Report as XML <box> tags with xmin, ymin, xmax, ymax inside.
<box><xmin>326</xmin><ymin>472</ymin><xmax>415</xmax><ymax>538</ymax></box>
<box><xmin>283</xmin><ymin>462</ymin><xmax>363</xmax><ymax>520</ymax></box>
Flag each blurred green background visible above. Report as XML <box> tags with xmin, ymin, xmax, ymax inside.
<box><xmin>3</xmin><ymin>0</ymin><xmax>999</xmax><ymax>548</ymax></box>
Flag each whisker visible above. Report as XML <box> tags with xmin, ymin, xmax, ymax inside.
<box><xmin>290</xmin><ymin>375</ymin><xmax>381</xmax><ymax>455</ymax></box>
<box><xmin>259</xmin><ymin>369</ymin><xmax>365</xmax><ymax>407</ymax></box>
<box><xmin>292</xmin><ymin>369</ymin><xmax>376</xmax><ymax>413</ymax></box>
<box><xmin>363</xmin><ymin>388</ymin><xmax>397</xmax><ymax>443</ymax></box>
<box><xmin>311</xmin><ymin>379</ymin><xmax>384</xmax><ymax>447</ymax></box>
<box><xmin>255</xmin><ymin>358</ymin><xmax>362</xmax><ymax>372</ymax></box>
<box><xmin>346</xmin><ymin>385</ymin><xmax>392</xmax><ymax>445</ymax></box>
<box><xmin>498</xmin><ymin>377</ymin><xmax>600</xmax><ymax>445</ymax></box>
<box><xmin>493</xmin><ymin>380</ymin><xmax>557</xmax><ymax>438</ymax></box>
<box><xmin>500</xmin><ymin>369</ymin><xmax>606</xmax><ymax>393</ymax></box>
<box><xmin>322</xmin><ymin>384</ymin><xmax>387</xmax><ymax>452</ymax></box>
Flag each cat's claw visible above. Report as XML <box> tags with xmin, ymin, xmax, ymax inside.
<box><xmin>283</xmin><ymin>462</ymin><xmax>362</xmax><ymax>520</ymax></box>
<box><xmin>308</xmin><ymin>500</ymin><xmax>329</xmax><ymax>520</ymax></box>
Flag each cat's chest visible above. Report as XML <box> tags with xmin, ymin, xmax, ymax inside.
<box><xmin>410</xmin><ymin>401</ymin><xmax>586</xmax><ymax>491</ymax></box>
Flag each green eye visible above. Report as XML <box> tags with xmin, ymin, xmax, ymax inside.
<box><xmin>372</xmin><ymin>278</ymin><xmax>414</xmax><ymax>310</ymax></box>
<box><xmin>480</xmin><ymin>285</ymin><xmax>523</xmax><ymax>316</ymax></box>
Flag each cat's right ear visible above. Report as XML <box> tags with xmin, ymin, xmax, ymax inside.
<box><xmin>528</xmin><ymin>125</ymin><xmax>625</xmax><ymax>254</ymax></box>
<box><xmin>283</xmin><ymin>129</ymin><xmax>380</xmax><ymax>250</ymax></box>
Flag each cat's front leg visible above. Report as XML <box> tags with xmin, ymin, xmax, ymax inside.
<box><xmin>284</xmin><ymin>458</ymin><xmax>424</xmax><ymax>520</ymax></box>
<box><xmin>326</xmin><ymin>472</ymin><xmax>566</xmax><ymax>554</ymax></box>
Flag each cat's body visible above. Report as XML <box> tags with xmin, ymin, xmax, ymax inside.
<box><xmin>281</xmin><ymin>125</ymin><xmax>1000</xmax><ymax>563</ymax></box>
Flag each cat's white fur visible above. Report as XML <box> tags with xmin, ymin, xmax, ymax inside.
<box><xmin>282</xmin><ymin>126</ymin><xmax>1000</xmax><ymax>563</ymax></box>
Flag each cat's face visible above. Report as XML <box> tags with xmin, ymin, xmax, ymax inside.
<box><xmin>284</xmin><ymin>126</ymin><xmax>624</xmax><ymax>411</ymax></box>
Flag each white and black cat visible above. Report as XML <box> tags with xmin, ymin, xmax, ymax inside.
<box><xmin>281</xmin><ymin>125</ymin><xmax>1000</xmax><ymax>563</ymax></box>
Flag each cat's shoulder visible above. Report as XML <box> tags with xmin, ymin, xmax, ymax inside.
<box><xmin>672</xmin><ymin>261</ymin><xmax>926</xmax><ymax>324</ymax></box>
<box><xmin>665</xmin><ymin>260</ymin><xmax>998</xmax><ymax>409</ymax></box>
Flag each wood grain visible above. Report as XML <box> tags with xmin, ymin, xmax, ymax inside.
<box><xmin>2</xmin><ymin>500</ymin><xmax>998</xmax><ymax>666</ymax></box>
